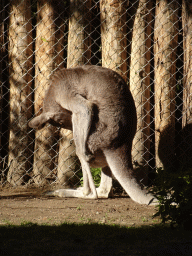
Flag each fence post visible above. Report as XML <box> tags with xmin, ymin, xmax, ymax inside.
<box><xmin>154</xmin><ymin>0</ymin><xmax>179</xmax><ymax>171</ymax></box>
<box><xmin>100</xmin><ymin>0</ymin><xmax>127</xmax><ymax>81</ymax></box>
<box><xmin>57</xmin><ymin>0</ymin><xmax>92</xmax><ymax>186</ymax></box>
<box><xmin>182</xmin><ymin>0</ymin><xmax>192</xmax><ymax>127</ymax></box>
<box><xmin>0</xmin><ymin>1</ymin><xmax>4</xmax><ymax>179</ymax></box>
<box><xmin>130</xmin><ymin>0</ymin><xmax>153</xmax><ymax>185</ymax></box>
<box><xmin>32</xmin><ymin>0</ymin><xmax>65</xmax><ymax>185</ymax></box>
<box><xmin>7</xmin><ymin>0</ymin><xmax>33</xmax><ymax>185</ymax></box>
<box><xmin>181</xmin><ymin>0</ymin><xmax>192</xmax><ymax>168</ymax></box>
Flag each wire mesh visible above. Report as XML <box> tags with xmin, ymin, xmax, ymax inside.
<box><xmin>0</xmin><ymin>0</ymin><xmax>191</xmax><ymax>192</ymax></box>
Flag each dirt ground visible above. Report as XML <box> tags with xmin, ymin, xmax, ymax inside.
<box><xmin>0</xmin><ymin>187</ymin><xmax>160</xmax><ymax>226</ymax></box>
<box><xmin>1</xmin><ymin>188</ymin><xmax>192</xmax><ymax>256</ymax></box>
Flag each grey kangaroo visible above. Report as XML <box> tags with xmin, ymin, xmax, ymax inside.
<box><xmin>29</xmin><ymin>65</ymin><xmax>157</xmax><ymax>205</ymax></box>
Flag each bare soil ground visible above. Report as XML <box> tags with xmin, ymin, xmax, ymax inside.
<box><xmin>0</xmin><ymin>187</ymin><xmax>159</xmax><ymax>226</ymax></box>
<box><xmin>1</xmin><ymin>187</ymin><xmax>192</xmax><ymax>256</ymax></box>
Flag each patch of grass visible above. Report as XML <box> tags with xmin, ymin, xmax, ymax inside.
<box><xmin>0</xmin><ymin>222</ymin><xmax>191</xmax><ymax>256</ymax></box>
<box><xmin>76</xmin><ymin>205</ymin><xmax>82</xmax><ymax>210</ymax></box>
<box><xmin>20</xmin><ymin>220</ymin><xmax>36</xmax><ymax>227</ymax></box>
<box><xmin>1</xmin><ymin>219</ymin><xmax>13</xmax><ymax>226</ymax></box>
<box><xmin>141</xmin><ymin>217</ymin><xmax>148</xmax><ymax>223</ymax></box>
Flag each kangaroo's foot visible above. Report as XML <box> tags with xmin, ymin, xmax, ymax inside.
<box><xmin>46</xmin><ymin>188</ymin><xmax>97</xmax><ymax>199</ymax></box>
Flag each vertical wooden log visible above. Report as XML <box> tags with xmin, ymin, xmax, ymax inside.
<box><xmin>57</xmin><ymin>0</ymin><xmax>91</xmax><ymax>186</ymax></box>
<box><xmin>182</xmin><ymin>0</ymin><xmax>192</xmax><ymax>127</ymax></box>
<box><xmin>67</xmin><ymin>0</ymin><xmax>92</xmax><ymax>66</ymax></box>
<box><xmin>0</xmin><ymin>2</ymin><xmax>9</xmax><ymax>183</ymax></box>
<box><xmin>154</xmin><ymin>0</ymin><xmax>178</xmax><ymax>170</ymax></box>
<box><xmin>7</xmin><ymin>0</ymin><xmax>33</xmax><ymax>185</ymax></box>
<box><xmin>181</xmin><ymin>0</ymin><xmax>192</xmax><ymax>168</ymax></box>
<box><xmin>0</xmin><ymin>1</ymin><xmax>4</xmax><ymax>176</ymax></box>
<box><xmin>100</xmin><ymin>0</ymin><xmax>127</xmax><ymax>81</ymax></box>
<box><xmin>33</xmin><ymin>0</ymin><xmax>65</xmax><ymax>185</ymax></box>
<box><xmin>130</xmin><ymin>0</ymin><xmax>153</xmax><ymax>185</ymax></box>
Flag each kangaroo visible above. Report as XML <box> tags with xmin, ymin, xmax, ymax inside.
<box><xmin>29</xmin><ymin>65</ymin><xmax>157</xmax><ymax>205</ymax></box>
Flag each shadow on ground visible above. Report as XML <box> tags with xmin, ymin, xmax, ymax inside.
<box><xmin>0</xmin><ymin>223</ymin><xmax>192</xmax><ymax>256</ymax></box>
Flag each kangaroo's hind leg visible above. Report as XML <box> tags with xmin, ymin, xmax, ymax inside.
<box><xmin>59</xmin><ymin>94</ymin><xmax>94</xmax><ymax>161</ymax></box>
<box><xmin>46</xmin><ymin>109</ymin><xmax>97</xmax><ymax>199</ymax></box>
<box><xmin>72</xmin><ymin>110</ymin><xmax>97</xmax><ymax>198</ymax></box>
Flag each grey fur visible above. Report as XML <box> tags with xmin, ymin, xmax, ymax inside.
<box><xmin>29</xmin><ymin>65</ymin><xmax>157</xmax><ymax>205</ymax></box>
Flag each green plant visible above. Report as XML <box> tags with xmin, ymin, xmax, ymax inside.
<box><xmin>76</xmin><ymin>205</ymin><xmax>82</xmax><ymax>210</ymax></box>
<box><xmin>79</xmin><ymin>168</ymin><xmax>101</xmax><ymax>187</ymax></box>
<box><xmin>91</xmin><ymin>168</ymin><xmax>101</xmax><ymax>187</ymax></box>
<box><xmin>141</xmin><ymin>217</ymin><xmax>148</xmax><ymax>223</ymax></box>
<box><xmin>152</xmin><ymin>167</ymin><xmax>192</xmax><ymax>229</ymax></box>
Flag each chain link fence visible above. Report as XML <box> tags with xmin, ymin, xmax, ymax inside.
<box><xmin>0</xmin><ymin>0</ymin><xmax>192</xmax><ymax>193</ymax></box>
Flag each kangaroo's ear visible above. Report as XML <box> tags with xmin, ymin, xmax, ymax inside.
<box><xmin>28</xmin><ymin>112</ymin><xmax>54</xmax><ymax>130</ymax></box>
